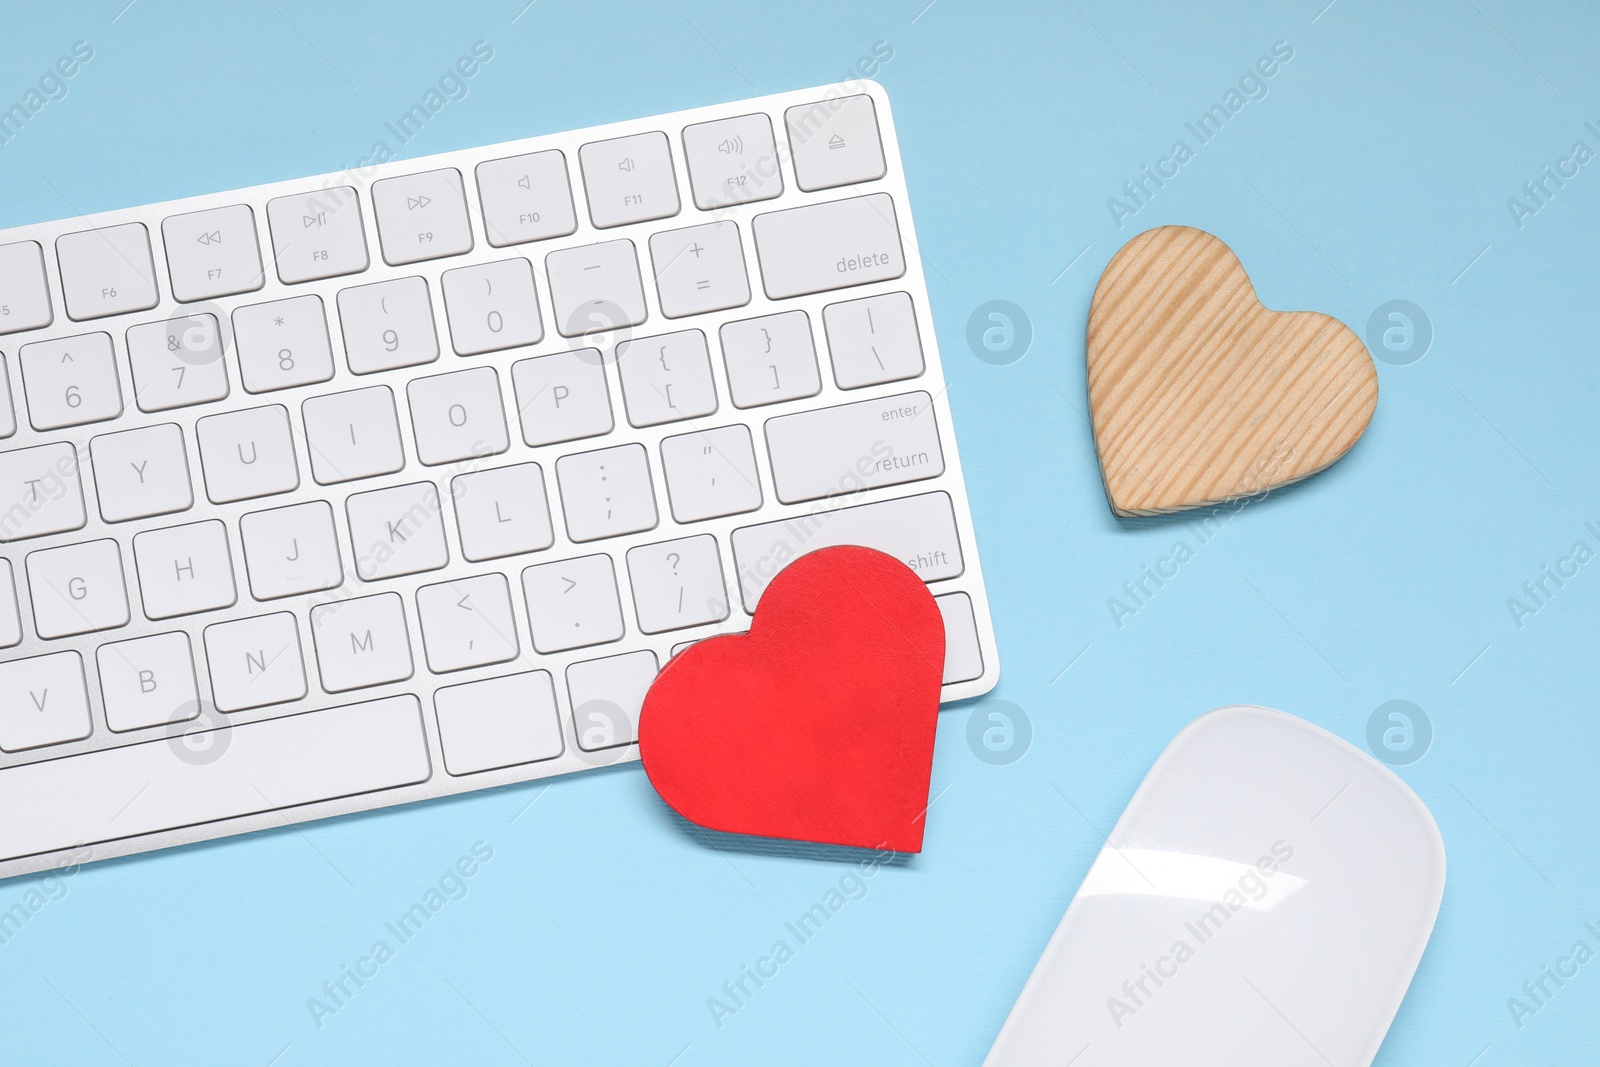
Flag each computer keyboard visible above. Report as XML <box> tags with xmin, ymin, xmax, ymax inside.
<box><xmin>0</xmin><ymin>82</ymin><xmax>997</xmax><ymax>880</ymax></box>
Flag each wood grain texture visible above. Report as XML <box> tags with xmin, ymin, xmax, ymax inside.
<box><xmin>1087</xmin><ymin>225</ymin><xmax>1378</xmax><ymax>517</ymax></box>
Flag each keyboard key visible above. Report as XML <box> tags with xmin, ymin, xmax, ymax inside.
<box><xmin>522</xmin><ymin>553</ymin><xmax>624</xmax><ymax>653</ymax></box>
<box><xmin>310</xmin><ymin>592</ymin><xmax>414</xmax><ymax>692</ymax></box>
<box><xmin>0</xmin><ymin>559</ymin><xmax>19</xmax><ymax>648</ymax></box>
<box><xmin>765</xmin><ymin>391</ymin><xmax>944</xmax><ymax>504</ymax></box>
<box><xmin>719</xmin><ymin>310</ymin><xmax>821</xmax><ymax>408</ymax></box>
<box><xmin>452</xmin><ymin>462</ymin><xmax>554</xmax><ymax>562</ymax></box>
<box><xmin>133</xmin><ymin>519</ymin><xmax>238</xmax><ymax>619</ymax></box>
<box><xmin>161</xmin><ymin>204</ymin><xmax>265</xmax><ymax>302</ymax></box>
<box><xmin>546</xmin><ymin>240</ymin><xmax>648</xmax><ymax>339</ymax></box>
<box><xmin>346</xmin><ymin>482</ymin><xmax>449</xmax><ymax>581</ymax></box>
<box><xmin>731</xmin><ymin>491</ymin><xmax>962</xmax><ymax>610</ymax></box>
<box><xmin>233</xmin><ymin>295</ymin><xmax>336</xmax><ymax>393</ymax></box>
<box><xmin>56</xmin><ymin>223</ymin><xmax>160</xmax><ymax>321</ymax></box>
<box><xmin>617</xmin><ymin>329</ymin><xmax>717</xmax><ymax>428</ymax></box>
<box><xmin>20</xmin><ymin>331</ymin><xmax>123</xmax><ymax>430</ymax></box>
<box><xmin>97</xmin><ymin>632</ymin><xmax>201</xmax><ymax>732</ymax></box>
<box><xmin>0</xmin><ymin>355</ymin><xmax>13</xmax><ymax>438</ymax></box>
<box><xmin>477</xmin><ymin>150</ymin><xmax>579</xmax><ymax>248</ymax></box>
<box><xmin>785</xmin><ymin>94</ymin><xmax>887</xmax><ymax>192</ymax></box>
<box><xmin>27</xmin><ymin>538</ymin><xmax>130</xmax><ymax>638</ymax></box>
<box><xmin>441</xmin><ymin>258</ymin><xmax>543</xmax><ymax>355</ymax></box>
<box><xmin>511</xmin><ymin>349</ymin><xmax>613</xmax><ymax>446</ymax></box>
<box><xmin>435</xmin><ymin>672</ymin><xmax>564</xmax><ymax>775</ymax></box>
<box><xmin>372</xmin><ymin>168</ymin><xmax>474</xmax><ymax>266</ymax></box>
<box><xmin>626</xmin><ymin>534</ymin><xmax>730</xmax><ymax>634</ymax></box>
<box><xmin>127</xmin><ymin>313</ymin><xmax>230</xmax><ymax>412</ymax></box>
<box><xmin>90</xmin><ymin>423</ymin><xmax>194</xmax><ymax>522</ymax></box>
<box><xmin>0</xmin><ymin>241</ymin><xmax>54</xmax><ymax>335</ymax></box>
<box><xmin>266</xmin><ymin>187</ymin><xmax>369</xmax><ymax>283</ymax></box>
<box><xmin>823</xmin><ymin>291</ymin><xmax>924</xmax><ymax>389</ymax></box>
<box><xmin>682</xmin><ymin>112</ymin><xmax>783</xmax><ymax>209</ymax></box>
<box><xmin>0</xmin><ymin>695</ymin><xmax>429</xmax><ymax>862</ymax></box>
<box><xmin>204</xmin><ymin>611</ymin><xmax>308</xmax><ymax>711</ymax></box>
<box><xmin>579</xmin><ymin>131</ymin><xmax>680</xmax><ymax>228</ymax></box>
<box><xmin>337</xmin><ymin>276</ymin><xmax>440</xmax><ymax>374</ymax></box>
<box><xmin>302</xmin><ymin>386</ymin><xmax>406</xmax><ymax>484</ymax></box>
<box><xmin>555</xmin><ymin>443</ymin><xmax>658</xmax><ymax>542</ymax></box>
<box><xmin>0</xmin><ymin>442</ymin><xmax>87</xmax><ymax>543</ymax></box>
<box><xmin>671</xmin><ymin>633</ymin><xmax>745</xmax><ymax>659</ymax></box>
<box><xmin>937</xmin><ymin>592</ymin><xmax>983</xmax><ymax>684</ymax></box>
<box><xmin>0</xmin><ymin>652</ymin><xmax>91</xmax><ymax>752</ymax></box>
<box><xmin>752</xmin><ymin>192</ymin><xmax>905</xmax><ymax>299</ymax></box>
<box><xmin>649</xmin><ymin>221</ymin><xmax>750</xmax><ymax>318</ymax></box>
<box><xmin>659</xmin><ymin>425</ymin><xmax>763</xmax><ymax>522</ymax></box>
<box><xmin>240</xmin><ymin>500</ymin><xmax>344</xmax><ymax>600</ymax></box>
<box><xmin>567</xmin><ymin>650</ymin><xmax>656</xmax><ymax>751</ymax></box>
<box><xmin>196</xmin><ymin>404</ymin><xmax>299</xmax><ymax>504</ymax></box>
<box><xmin>407</xmin><ymin>367</ymin><xmax>509</xmax><ymax>466</ymax></box>
<box><xmin>416</xmin><ymin>574</ymin><xmax>519</xmax><ymax>672</ymax></box>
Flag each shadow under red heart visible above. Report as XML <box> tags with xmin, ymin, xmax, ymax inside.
<box><xmin>638</xmin><ymin>545</ymin><xmax>945</xmax><ymax>853</ymax></box>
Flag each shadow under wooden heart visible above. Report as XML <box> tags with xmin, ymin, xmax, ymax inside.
<box><xmin>1087</xmin><ymin>225</ymin><xmax>1378</xmax><ymax>517</ymax></box>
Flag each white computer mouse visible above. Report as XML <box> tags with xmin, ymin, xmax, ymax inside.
<box><xmin>984</xmin><ymin>705</ymin><xmax>1445</xmax><ymax>1067</ymax></box>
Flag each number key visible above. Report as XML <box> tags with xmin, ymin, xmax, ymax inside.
<box><xmin>20</xmin><ymin>331</ymin><xmax>123</xmax><ymax>430</ymax></box>
<box><xmin>233</xmin><ymin>295</ymin><xmax>335</xmax><ymax>393</ymax></box>
<box><xmin>336</xmin><ymin>276</ymin><xmax>440</xmax><ymax>374</ymax></box>
<box><xmin>127</xmin><ymin>313</ymin><xmax>230</xmax><ymax>412</ymax></box>
<box><xmin>441</xmin><ymin>258</ymin><xmax>543</xmax><ymax>355</ymax></box>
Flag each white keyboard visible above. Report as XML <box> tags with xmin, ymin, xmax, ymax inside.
<box><xmin>0</xmin><ymin>82</ymin><xmax>997</xmax><ymax>880</ymax></box>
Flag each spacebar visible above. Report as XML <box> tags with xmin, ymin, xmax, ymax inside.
<box><xmin>0</xmin><ymin>696</ymin><xmax>431</xmax><ymax>863</ymax></box>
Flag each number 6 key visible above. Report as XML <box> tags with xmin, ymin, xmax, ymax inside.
<box><xmin>19</xmin><ymin>331</ymin><xmax>123</xmax><ymax>430</ymax></box>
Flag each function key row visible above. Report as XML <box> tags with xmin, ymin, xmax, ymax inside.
<box><xmin>0</xmin><ymin>94</ymin><xmax>888</xmax><ymax>331</ymax></box>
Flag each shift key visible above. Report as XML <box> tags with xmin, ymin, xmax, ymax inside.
<box><xmin>752</xmin><ymin>193</ymin><xmax>905</xmax><ymax>299</ymax></box>
<box><xmin>766</xmin><ymin>390</ymin><xmax>944</xmax><ymax>504</ymax></box>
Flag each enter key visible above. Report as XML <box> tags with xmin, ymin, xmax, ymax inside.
<box><xmin>764</xmin><ymin>390</ymin><xmax>944</xmax><ymax>504</ymax></box>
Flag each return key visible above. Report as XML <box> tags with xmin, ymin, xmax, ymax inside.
<box><xmin>765</xmin><ymin>390</ymin><xmax>944</xmax><ymax>504</ymax></box>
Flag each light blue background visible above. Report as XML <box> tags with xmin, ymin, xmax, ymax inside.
<box><xmin>2</xmin><ymin>0</ymin><xmax>1597</xmax><ymax>1062</ymax></box>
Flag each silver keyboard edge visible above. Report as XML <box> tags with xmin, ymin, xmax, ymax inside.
<box><xmin>0</xmin><ymin>80</ymin><xmax>999</xmax><ymax>882</ymax></box>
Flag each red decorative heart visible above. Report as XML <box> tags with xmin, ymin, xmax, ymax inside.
<box><xmin>638</xmin><ymin>545</ymin><xmax>946</xmax><ymax>853</ymax></box>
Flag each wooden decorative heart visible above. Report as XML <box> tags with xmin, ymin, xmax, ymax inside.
<box><xmin>1086</xmin><ymin>225</ymin><xmax>1378</xmax><ymax>516</ymax></box>
<box><xmin>637</xmin><ymin>545</ymin><xmax>945</xmax><ymax>853</ymax></box>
